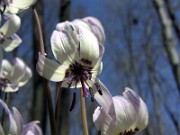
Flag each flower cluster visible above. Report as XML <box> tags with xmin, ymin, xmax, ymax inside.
<box><xmin>0</xmin><ymin>99</ymin><xmax>42</xmax><ymax>135</ymax></box>
<box><xmin>0</xmin><ymin>1</ymin><xmax>42</xmax><ymax>134</ymax></box>
<box><xmin>37</xmin><ymin>16</ymin><xmax>149</xmax><ymax>134</ymax></box>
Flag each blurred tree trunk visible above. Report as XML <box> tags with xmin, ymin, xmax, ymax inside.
<box><xmin>145</xmin><ymin>43</ymin><xmax>164</xmax><ymax>135</ymax></box>
<box><xmin>58</xmin><ymin>0</ymin><xmax>71</xmax><ymax>135</ymax></box>
<box><xmin>153</xmin><ymin>0</ymin><xmax>180</xmax><ymax>93</ymax></box>
<box><xmin>31</xmin><ymin>0</ymin><xmax>47</xmax><ymax>134</ymax></box>
<box><xmin>164</xmin><ymin>0</ymin><xmax>180</xmax><ymax>40</ymax></box>
<box><xmin>124</xmin><ymin>10</ymin><xmax>143</xmax><ymax>95</ymax></box>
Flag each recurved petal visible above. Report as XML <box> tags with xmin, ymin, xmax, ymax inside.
<box><xmin>1</xmin><ymin>34</ymin><xmax>22</xmax><ymax>52</ymax></box>
<box><xmin>112</xmin><ymin>96</ymin><xmax>137</xmax><ymax>134</ymax></box>
<box><xmin>9</xmin><ymin>57</ymin><xmax>26</xmax><ymax>83</ymax></box>
<box><xmin>0</xmin><ymin>99</ymin><xmax>18</xmax><ymax>134</ymax></box>
<box><xmin>50</xmin><ymin>29</ymin><xmax>77</xmax><ymax>64</ymax></box>
<box><xmin>1</xmin><ymin>59</ymin><xmax>12</xmax><ymax>78</ymax></box>
<box><xmin>83</xmin><ymin>16</ymin><xmax>105</xmax><ymax>44</ymax></box>
<box><xmin>19</xmin><ymin>66</ymin><xmax>32</xmax><ymax>86</ymax></box>
<box><xmin>0</xmin><ymin>14</ymin><xmax>21</xmax><ymax>37</ymax></box>
<box><xmin>90</xmin><ymin>79</ymin><xmax>113</xmax><ymax>113</ymax></box>
<box><xmin>12</xmin><ymin>107</ymin><xmax>23</xmax><ymax>135</ymax></box>
<box><xmin>123</xmin><ymin>87</ymin><xmax>148</xmax><ymax>131</ymax></box>
<box><xmin>93</xmin><ymin>106</ymin><xmax>113</xmax><ymax>135</ymax></box>
<box><xmin>23</xmin><ymin>121</ymin><xmax>43</xmax><ymax>135</ymax></box>
<box><xmin>36</xmin><ymin>53</ymin><xmax>67</xmax><ymax>82</ymax></box>
<box><xmin>10</xmin><ymin>0</ymin><xmax>37</xmax><ymax>9</ymax></box>
<box><xmin>3</xmin><ymin>83</ymin><xmax>19</xmax><ymax>92</ymax></box>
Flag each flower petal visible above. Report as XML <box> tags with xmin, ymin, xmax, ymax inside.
<box><xmin>3</xmin><ymin>83</ymin><xmax>19</xmax><ymax>92</ymax></box>
<box><xmin>50</xmin><ymin>29</ymin><xmax>77</xmax><ymax>64</ymax></box>
<box><xmin>123</xmin><ymin>87</ymin><xmax>149</xmax><ymax>131</ymax></box>
<box><xmin>1</xmin><ymin>34</ymin><xmax>22</xmax><ymax>52</ymax></box>
<box><xmin>0</xmin><ymin>48</ymin><xmax>3</xmax><ymax>72</ymax></box>
<box><xmin>93</xmin><ymin>106</ymin><xmax>113</xmax><ymax>135</ymax></box>
<box><xmin>9</xmin><ymin>57</ymin><xmax>26</xmax><ymax>83</ymax></box>
<box><xmin>0</xmin><ymin>99</ymin><xmax>18</xmax><ymax>134</ymax></box>
<box><xmin>36</xmin><ymin>53</ymin><xmax>67</xmax><ymax>82</ymax></box>
<box><xmin>90</xmin><ymin>79</ymin><xmax>113</xmax><ymax>113</ymax></box>
<box><xmin>23</xmin><ymin>121</ymin><xmax>43</xmax><ymax>135</ymax></box>
<box><xmin>19</xmin><ymin>66</ymin><xmax>32</xmax><ymax>86</ymax></box>
<box><xmin>83</xmin><ymin>16</ymin><xmax>105</xmax><ymax>44</ymax></box>
<box><xmin>0</xmin><ymin>14</ymin><xmax>21</xmax><ymax>37</ymax></box>
<box><xmin>12</xmin><ymin>107</ymin><xmax>23</xmax><ymax>135</ymax></box>
<box><xmin>10</xmin><ymin>0</ymin><xmax>37</xmax><ymax>9</ymax></box>
<box><xmin>1</xmin><ymin>59</ymin><xmax>12</xmax><ymax>78</ymax></box>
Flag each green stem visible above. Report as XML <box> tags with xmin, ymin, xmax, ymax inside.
<box><xmin>80</xmin><ymin>88</ymin><xmax>89</xmax><ymax>135</ymax></box>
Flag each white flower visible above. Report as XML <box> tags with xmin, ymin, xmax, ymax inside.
<box><xmin>0</xmin><ymin>99</ymin><xmax>42</xmax><ymax>135</ymax></box>
<box><xmin>0</xmin><ymin>57</ymin><xmax>32</xmax><ymax>92</ymax></box>
<box><xmin>36</xmin><ymin>21</ymin><xmax>112</xmax><ymax>108</ymax></box>
<box><xmin>93</xmin><ymin>87</ymin><xmax>149</xmax><ymax>135</ymax></box>
<box><xmin>72</xmin><ymin>16</ymin><xmax>105</xmax><ymax>44</ymax></box>
<box><xmin>0</xmin><ymin>14</ymin><xmax>22</xmax><ymax>52</ymax></box>
<box><xmin>0</xmin><ymin>0</ymin><xmax>37</xmax><ymax>14</ymax></box>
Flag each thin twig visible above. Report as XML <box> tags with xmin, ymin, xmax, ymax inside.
<box><xmin>33</xmin><ymin>8</ymin><xmax>57</xmax><ymax>135</ymax></box>
<box><xmin>55</xmin><ymin>82</ymin><xmax>62</xmax><ymax>122</ymax></box>
<box><xmin>80</xmin><ymin>88</ymin><xmax>89</xmax><ymax>135</ymax></box>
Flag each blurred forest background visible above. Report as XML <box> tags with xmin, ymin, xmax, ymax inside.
<box><xmin>4</xmin><ymin>0</ymin><xmax>180</xmax><ymax>135</ymax></box>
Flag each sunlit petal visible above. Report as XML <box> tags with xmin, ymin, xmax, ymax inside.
<box><xmin>1</xmin><ymin>34</ymin><xmax>22</xmax><ymax>52</ymax></box>
<box><xmin>9</xmin><ymin>57</ymin><xmax>26</xmax><ymax>83</ymax></box>
<box><xmin>10</xmin><ymin>0</ymin><xmax>37</xmax><ymax>9</ymax></box>
<box><xmin>19</xmin><ymin>66</ymin><xmax>32</xmax><ymax>86</ymax></box>
<box><xmin>1</xmin><ymin>59</ymin><xmax>12</xmax><ymax>78</ymax></box>
<box><xmin>3</xmin><ymin>83</ymin><xmax>19</xmax><ymax>92</ymax></box>
<box><xmin>36</xmin><ymin>53</ymin><xmax>67</xmax><ymax>82</ymax></box>
<box><xmin>50</xmin><ymin>29</ymin><xmax>77</xmax><ymax>64</ymax></box>
<box><xmin>0</xmin><ymin>14</ymin><xmax>21</xmax><ymax>37</ymax></box>
<box><xmin>83</xmin><ymin>16</ymin><xmax>105</xmax><ymax>44</ymax></box>
<box><xmin>78</xmin><ymin>27</ymin><xmax>100</xmax><ymax>66</ymax></box>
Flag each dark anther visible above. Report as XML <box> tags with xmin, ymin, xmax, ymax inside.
<box><xmin>89</xmin><ymin>87</ymin><xmax>94</xmax><ymax>102</ymax></box>
<box><xmin>95</xmin><ymin>83</ymin><xmax>103</xmax><ymax>95</ymax></box>
<box><xmin>69</xmin><ymin>92</ymin><xmax>76</xmax><ymax>111</ymax></box>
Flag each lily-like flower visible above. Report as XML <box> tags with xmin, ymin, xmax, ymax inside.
<box><xmin>93</xmin><ymin>87</ymin><xmax>149</xmax><ymax>135</ymax></box>
<box><xmin>0</xmin><ymin>0</ymin><xmax>37</xmax><ymax>14</ymax></box>
<box><xmin>0</xmin><ymin>99</ymin><xmax>42</xmax><ymax>135</ymax></box>
<box><xmin>37</xmin><ymin>21</ymin><xmax>112</xmax><ymax>107</ymax></box>
<box><xmin>0</xmin><ymin>57</ymin><xmax>32</xmax><ymax>92</ymax></box>
<box><xmin>0</xmin><ymin>14</ymin><xmax>22</xmax><ymax>52</ymax></box>
<box><xmin>72</xmin><ymin>16</ymin><xmax>105</xmax><ymax>44</ymax></box>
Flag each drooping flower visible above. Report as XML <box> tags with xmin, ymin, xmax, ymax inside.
<box><xmin>0</xmin><ymin>14</ymin><xmax>22</xmax><ymax>53</ymax></box>
<box><xmin>0</xmin><ymin>99</ymin><xmax>42</xmax><ymax>135</ymax></box>
<box><xmin>0</xmin><ymin>0</ymin><xmax>37</xmax><ymax>14</ymax></box>
<box><xmin>0</xmin><ymin>57</ymin><xmax>32</xmax><ymax>92</ymax></box>
<box><xmin>36</xmin><ymin>21</ymin><xmax>112</xmax><ymax>107</ymax></box>
<box><xmin>72</xmin><ymin>16</ymin><xmax>105</xmax><ymax>44</ymax></box>
<box><xmin>93</xmin><ymin>87</ymin><xmax>149</xmax><ymax>135</ymax></box>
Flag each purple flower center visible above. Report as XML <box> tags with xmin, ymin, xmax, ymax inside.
<box><xmin>119</xmin><ymin>128</ymin><xmax>139</xmax><ymax>135</ymax></box>
<box><xmin>66</xmin><ymin>61</ymin><xmax>92</xmax><ymax>97</ymax></box>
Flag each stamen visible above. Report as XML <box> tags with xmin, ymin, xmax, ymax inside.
<box><xmin>69</xmin><ymin>92</ymin><xmax>76</xmax><ymax>111</ymax></box>
<box><xmin>95</xmin><ymin>83</ymin><xmax>103</xmax><ymax>95</ymax></box>
<box><xmin>80</xmin><ymin>78</ymin><xmax>88</xmax><ymax>97</ymax></box>
<box><xmin>89</xmin><ymin>87</ymin><xmax>94</xmax><ymax>102</ymax></box>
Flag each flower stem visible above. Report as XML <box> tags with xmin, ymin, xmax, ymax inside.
<box><xmin>80</xmin><ymin>88</ymin><xmax>89</xmax><ymax>135</ymax></box>
<box><xmin>33</xmin><ymin>8</ymin><xmax>57</xmax><ymax>135</ymax></box>
<box><xmin>55</xmin><ymin>82</ymin><xmax>62</xmax><ymax>122</ymax></box>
